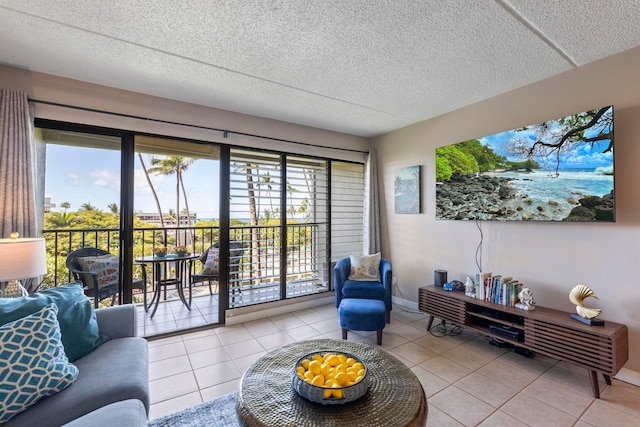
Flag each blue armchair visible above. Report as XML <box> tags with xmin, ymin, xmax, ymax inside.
<box><xmin>334</xmin><ymin>257</ymin><xmax>392</xmax><ymax>323</ymax></box>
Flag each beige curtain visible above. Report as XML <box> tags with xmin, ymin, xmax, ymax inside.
<box><xmin>364</xmin><ymin>148</ymin><xmax>380</xmax><ymax>254</ymax></box>
<box><xmin>0</xmin><ymin>89</ymin><xmax>37</xmax><ymax>238</ymax></box>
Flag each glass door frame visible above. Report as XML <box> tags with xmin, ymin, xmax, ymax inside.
<box><xmin>35</xmin><ymin>118</ymin><xmax>137</xmax><ymax>302</ymax></box>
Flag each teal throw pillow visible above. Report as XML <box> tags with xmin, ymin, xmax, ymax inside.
<box><xmin>0</xmin><ymin>304</ymin><xmax>79</xmax><ymax>423</ymax></box>
<box><xmin>0</xmin><ymin>283</ymin><xmax>106</xmax><ymax>361</ymax></box>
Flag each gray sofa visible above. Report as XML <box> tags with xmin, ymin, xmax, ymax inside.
<box><xmin>4</xmin><ymin>304</ymin><xmax>149</xmax><ymax>427</ymax></box>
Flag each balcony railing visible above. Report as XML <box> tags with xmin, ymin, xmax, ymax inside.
<box><xmin>42</xmin><ymin>223</ymin><xmax>330</xmax><ymax>308</ymax></box>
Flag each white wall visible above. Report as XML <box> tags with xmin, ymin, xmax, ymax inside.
<box><xmin>0</xmin><ymin>65</ymin><xmax>369</xmax><ymax>162</ymax></box>
<box><xmin>373</xmin><ymin>46</ymin><xmax>640</xmax><ymax>377</ymax></box>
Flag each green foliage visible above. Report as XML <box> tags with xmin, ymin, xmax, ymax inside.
<box><xmin>435</xmin><ymin>144</ymin><xmax>479</xmax><ymax>181</ymax></box>
<box><xmin>436</xmin><ymin>139</ymin><xmax>510</xmax><ymax>181</ymax></box>
<box><xmin>455</xmin><ymin>139</ymin><xmax>506</xmax><ymax>171</ymax></box>
<box><xmin>505</xmin><ymin>159</ymin><xmax>540</xmax><ymax>171</ymax></box>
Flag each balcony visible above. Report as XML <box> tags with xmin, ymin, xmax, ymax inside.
<box><xmin>42</xmin><ymin>224</ymin><xmax>331</xmax><ymax>337</ymax></box>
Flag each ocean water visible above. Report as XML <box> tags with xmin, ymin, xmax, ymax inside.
<box><xmin>491</xmin><ymin>168</ymin><xmax>613</xmax><ymax>218</ymax></box>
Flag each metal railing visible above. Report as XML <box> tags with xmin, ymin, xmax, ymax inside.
<box><xmin>42</xmin><ymin>223</ymin><xmax>330</xmax><ymax>307</ymax></box>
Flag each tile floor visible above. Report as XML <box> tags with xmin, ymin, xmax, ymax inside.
<box><xmin>136</xmin><ymin>282</ymin><xmax>330</xmax><ymax>338</ymax></box>
<box><xmin>147</xmin><ymin>303</ymin><xmax>640</xmax><ymax>426</ymax></box>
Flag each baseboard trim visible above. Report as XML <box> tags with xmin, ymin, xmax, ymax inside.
<box><xmin>614</xmin><ymin>367</ymin><xmax>640</xmax><ymax>387</ymax></box>
<box><xmin>392</xmin><ymin>296</ymin><xmax>420</xmax><ymax>312</ymax></box>
<box><xmin>225</xmin><ymin>295</ymin><xmax>335</xmax><ymax>325</ymax></box>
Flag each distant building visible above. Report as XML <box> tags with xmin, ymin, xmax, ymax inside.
<box><xmin>137</xmin><ymin>212</ymin><xmax>196</xmax><ymax>226</ymax></box>
<box><xmin>44</xmin><ymin>197</ymin><xmax>56</xmax><ymax>213</ymax></box>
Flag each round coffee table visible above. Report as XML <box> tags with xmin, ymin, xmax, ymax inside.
<box><xmin>236</xmin><ymin>338</ymin><xmax>427</xmax><ymax>427</ymax></box>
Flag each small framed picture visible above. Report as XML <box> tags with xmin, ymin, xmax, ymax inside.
<box><xmin>394</xmin><ymin>165</ymin><xmax>422</xmax><ymax>214</ymax></box>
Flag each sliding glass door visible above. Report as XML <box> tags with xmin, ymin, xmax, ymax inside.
<box><xmin>228</xmin><ymin>148</ymin><xmax>330</xmax><ymax>308</ymax></box>
<box><xmin>38</xmin><ymin>126</ymin><xmax>127</xmax><ymax>290</ymax></box>
<box><xmin>134</xmin><ymin>136</ymin><xmax>223</xmax><ymax>332</ymax></box>
<box><xmin>36</xmin><ymin>119</ymin><xmax>365</xmax><ymax>338</ymax></box>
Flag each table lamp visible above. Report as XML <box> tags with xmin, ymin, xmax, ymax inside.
<box><xmin>0</xmin><ymin>233</ymin><xmax>47</xmax><ymax>298</ymax></box>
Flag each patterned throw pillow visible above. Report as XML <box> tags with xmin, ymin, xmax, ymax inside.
<box><xmin>200</xmin><ymin>248</ymin><xmax>220</xmax><ymax>275</ymax></box>
<box><xmin>77</xmin><ymin>254</ymin><xmax>120</xmax><ymax>289</ymax></box>
<box><xmin>0</xmin><ymin>304</ymin><xmax>79</xmax><ymax>423</ymax></box>
<box><xmin>0</xmin><ymin>283</ymin><xmax>106</xmax><ymax>362</ymax></box>
<box><xmin>348</xmin><ymin>253</ymin><xmax>382</xmax><ymax>281</ymax></box>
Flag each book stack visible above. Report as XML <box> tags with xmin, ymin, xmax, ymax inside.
<box><xmin>473</xmin><ymin>272</ymin><xmax>523</xmax><ymax>307</ymax></box>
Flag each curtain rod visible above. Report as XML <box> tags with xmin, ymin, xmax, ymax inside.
<box><xmin>30</xmin><ymin>99</ymin><xmax>369</xmax><ymax>154</ymax></box>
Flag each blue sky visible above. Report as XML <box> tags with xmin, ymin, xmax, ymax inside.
<box><xmin>478</xmin><ymin>118</ymin><xmax>613</xmax><ymax>170</ymax></box>
<box><xmin>45</xmin><ymin>145</ymin><xmax>221</xmax><ymax>219</ymax></box>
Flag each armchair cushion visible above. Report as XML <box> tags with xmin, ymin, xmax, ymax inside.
<box><xmin>348</xmin><ymin>253</ymin><xmax>381</xmax><ymax>281</ymax></box>
<box><xmin>0</xmin><ymin>283</ymin><xmax>106</xmax><ymax>362</ymax></box>
<box><xmin>0</xmin><ymin>304</ymin><xmax>79</xmax><ymax>423</ymax></box>
<box><xmin>76</xmin><ymin>255</ymin><xmax>119</xmax><ymax>289</ymax></box>
<box><xmin>340</xmin><ymin>279</ymin><xmax>386</xmax><ymax>300</ymax></box>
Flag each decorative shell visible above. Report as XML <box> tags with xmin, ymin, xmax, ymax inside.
<box><xmin>569</xmin><ymin>284</ymin><xmax>602</xmax><ymax>319</ymax></box>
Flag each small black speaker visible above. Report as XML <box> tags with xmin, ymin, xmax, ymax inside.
<box><xmin>434</xmin><ymin>270</ymin><xmax>447</xmax><ymax>287</ymax></box>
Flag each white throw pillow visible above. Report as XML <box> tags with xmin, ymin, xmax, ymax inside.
<box><xmin>200</xmin><ymin>248</ymin><xmax>220</xmax><ymax>275</ymax></box>
<box><xmin>0</xmin><ymin>304</ymin><xmax>79</xmax><ymax>423</ymax></box>
<box><xmin>348</xmin><ymin>253</ymin><xmax>382</xmax><ymax>281</ymax></box>
<box><xmin>77</xmin><ymin>254</ymin><xmax>119</xmax><ymax>289</ymax></box>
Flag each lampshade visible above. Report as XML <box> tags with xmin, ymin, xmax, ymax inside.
<box><xmin>0</xmin><ymin>237</ymin><xmax>47</xmax><ymax>282</ymax></box>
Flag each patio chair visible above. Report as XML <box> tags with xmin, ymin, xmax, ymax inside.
<box><xmin>66</xmin><ymin>248</ymin><xmax>145</xmax><ymax>308</ymax></box>
<box><xmin>189</xmin><ymin>241</ymin><xmax>244</xmax><ymax>296</ymax></box>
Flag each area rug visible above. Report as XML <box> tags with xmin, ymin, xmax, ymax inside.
<box><xmin>148</xmin><ymin>392</ymin><xmax>240</xmax><ymax>427</ymax></box>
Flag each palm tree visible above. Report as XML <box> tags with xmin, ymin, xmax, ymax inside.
<box><xmin>51</xmin><ymin>201</ymin><xmax>72</xmax><ymax>227</ymax></box>
<box><xmin>261</xmin><ymin>173</ymin><xmax>275</xmax><ymax>220</ymax></box>
<box><xmin>79</xmin><ymin>202</ymin><xmax>98</xmax><ymax>212</ymax></box>
<box><xmin>286</xmin><ymin>181</ymin><xmax>298</xmax><ymax>220</ymax></box>
<box><xmin>107</xmin><ymin>203</ymin><xmax>119</xmax><ymax>215</ymax></box>
<box><xmin>165</xmin><ymin>209</ymin><xmax>177</xmax><ymax>224</ymax></box>
<box><xmin>148</xmin><ymin>156</ymin><xmax>194</xmax><ymax>231</ymax></box>
<box><xmin>137</xmin><ymin>153</ymin><xmax>165</xmax><ymax>230</ymax></box>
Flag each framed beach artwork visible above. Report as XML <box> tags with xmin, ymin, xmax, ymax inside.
<box><xmin>394</xmin><ymin>165</ymin><xmax>422</xmax><ymax>214</ymax></box>
<box><xmin>435</xmin><ymin>105</ymin><xmax>614</xmax><ymax>221</ymax></box>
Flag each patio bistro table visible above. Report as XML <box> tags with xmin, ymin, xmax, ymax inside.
<box><xmin>236</xmin><ymin>338</ymin><xmax>427</xmax><ymax>427</ymax></box>
<box><xmin>135</xmin><ymin>253</ymin><xmax>199</xmax><ymax>318</ymax></box>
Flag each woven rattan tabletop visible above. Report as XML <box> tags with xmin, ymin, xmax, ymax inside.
<box><xmin>236</xmin><ymin>338</ymin><xmax>427</xmax><ymax>427</ymax></box>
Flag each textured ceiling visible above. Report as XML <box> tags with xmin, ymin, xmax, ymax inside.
<box><xmin>1</xmin><ymin>1</ymin><xmax>639</xmax><ymax>137</ymax></box>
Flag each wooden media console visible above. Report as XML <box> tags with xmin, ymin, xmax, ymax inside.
<box><xmin>419</xmin><ymin>285</ymin><xmax>628</xmax><ymax>398</ymax></box>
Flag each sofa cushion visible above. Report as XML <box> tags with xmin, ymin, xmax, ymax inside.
<box><xmin>4</xmin><ymin>336</ymin><xmax>149</xmax><ymax>427</ymax></box>
<box><xmin>0</xmin><ymin>283</ymin><xmax>106</xmax><ymax>362</ymax></box>
<box><xmin>348</xmin><ymin>253</ymin><xmax>381</xmax><ymax>281</ymax></box>
<box><xmin>0</xmin><ymin>304</ymin><xmax>79</xmax><ymax>423</ymax></box>
<box><xmin>61</xmin><ymin>399</ymin><xmax>147</xmax><ymax>427</ymax></box>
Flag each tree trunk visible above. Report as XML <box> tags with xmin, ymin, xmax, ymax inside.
<box><xmin>178</xmin><ymin>172</ymin><xmax>192</xmax><ymax>246</ymax></box>
<box><xmin>137</xmin><ymin>153</ymin><xmax>165</xmax><ymax>242</ymax></box>
<box><xmin>245</xmin><ymin>165</ymin><xmax>262</xmax><ymax>281</ymax></box>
